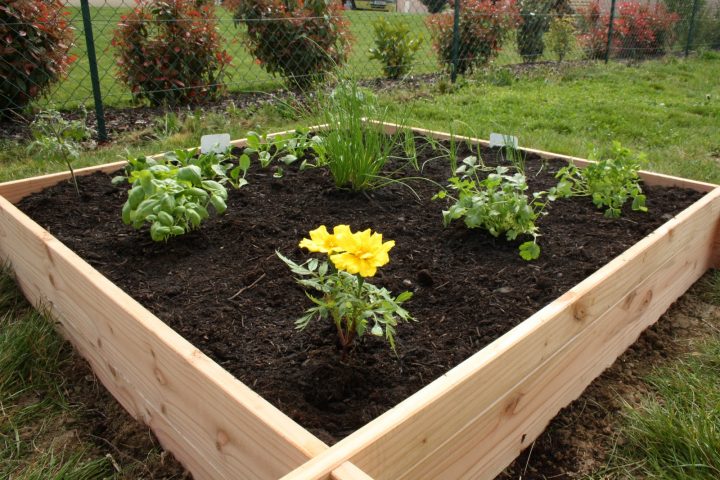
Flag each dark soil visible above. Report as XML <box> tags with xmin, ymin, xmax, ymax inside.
<box><xmin>17</xmin><ymin>138</ymin><xmax>703</xmax><ymax>446</ymax></box>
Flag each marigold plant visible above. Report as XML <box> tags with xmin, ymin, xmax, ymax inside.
<box><xmin>0</xmin><ymin>0</ymin><xmax>76</xmax><ymax>113</ymax></box>
<box><xmin>278</xmin><ymin>225</ymin><xmax>413</xmax><ymax>358</ymax></box>
<box><xmin>111</xmin><ymin>0</ymin><xmax>231</xmax><ymax>105</ymax></box>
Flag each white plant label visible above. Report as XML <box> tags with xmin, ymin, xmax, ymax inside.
<box><xmin>200</xmin><ymin>133</ymin><xmax>231</xmax><ymax>154</ymax></box>
<box><xmin>489</xmin><ymin>133</ymin><xmax>519</xmax><ymax>149</ymax></box>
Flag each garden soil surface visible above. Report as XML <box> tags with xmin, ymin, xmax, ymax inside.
<box><xmin>17</xmin><ymin>139</ymin><xmax>704</xmax><ymax>454</ymax></box>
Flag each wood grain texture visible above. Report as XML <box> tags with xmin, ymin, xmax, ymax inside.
<box><xmin>279</xmin><ymin>186</ymin><xmax>720</xmax><ymax>480</ymax></box>
<box><xmin>0</xmin><ymin>197</ymin><xmax>329</xmax><ymax>480</ymax></box>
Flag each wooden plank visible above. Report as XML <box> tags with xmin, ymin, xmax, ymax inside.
<box><xmin>331</xmin><ymin>463</ymin><xmax>376</xmax><ymax>480</ymax></box>
<box><xmin>279</xmin><ymin>187</ymin><xmax>720</xmax><ymax>480</ymax></box>
<box><xmin>0</xmin><ymin>161</ymin><xmax>127</xmax><ymax>204</ymax></box>
<box><xmin>0</xmin><ymin>197</ymin><xmax>328</xmax><ymax>480</ymax></box>
<box><xmin>378</xmin><ymin>122</ymin><xmax>718</xmax><ymax>193</ymax></box>
<box><xmin>398</xmin><ymin>228</ymin><xmax>713</xmax><ymax>479</ymax></box>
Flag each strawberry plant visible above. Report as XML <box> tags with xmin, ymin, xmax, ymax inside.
<box><xmin>552</xmin><ymin>142</ymin><xmax>647</xmax><ymax>218</ymax></box>
<box><xmin>435</xmin><ymin>159</ymin><xmax>551</xmax><ymax>260</ymax></box>
<box><xmin>111</xmin><ymin>0</ymin><xmax>231</xmax><ymax>105</ymax></box>
<box><xmin>427</xmin><ymin>0</ymin><xmax>519</xmax><ymax>75</ymax></box>
<box><xmin>0</xmin><ymin>0</ymin><xmax>76</xmax><ymax>114</ymax></box>
<box><xmin>114</xmin><ymin>149</ymin><xmax>250</xmax><ymax>241</ymax></box>
<box><xmin>277</xmin><ymin>225</ymin><xmax>413</xmax><ymax>358</ymax></box>
<box><xmin>225</xmin><ymin>0</ymin><xmax>351</xmax><ymax>89</ymax></box>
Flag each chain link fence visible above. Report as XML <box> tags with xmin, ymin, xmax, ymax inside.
<box><xmin>1</xmin><ymin>0</ymin><xmax>718</xmax><ymax>139</ymax></box>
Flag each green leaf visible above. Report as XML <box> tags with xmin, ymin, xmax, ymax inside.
<box><xmin>238</xmin><ymin>153</ymin><xmax>251</xmax><ymax>172</ymax></box>
<box><xmin>396</xmin><ymin>291</ymin><xmax>413</xmax><ymax>303</ymax></box>
<box><xmin>519</xmin><ymin>241</ymin><xmax>541</xmax><ymax>261</ymax></box>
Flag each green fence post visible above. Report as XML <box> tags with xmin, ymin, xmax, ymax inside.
<box><xmin>450</xmin><ymin>0</ymin><xmax>461</xmax><ymax>83</ymax></box>
<box><xmin>605</xmin><ymin>0</ymin><xmax>617</xmax><ymax>64</ymax></box>
<box><xmin>685</xmin><ymin>0</ymin><xmax>701</xmax><ymax>57</ymax></box>
<box><xmin>80</xmin><ymin>0</ymin><xmax>107</xmax><ymax>141</ymax></box>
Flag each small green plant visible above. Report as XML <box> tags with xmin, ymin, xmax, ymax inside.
<box><xmin>553</xmin><ymin>142</ymin><xmax>647</xmax><ymax>218</ymax></box>
<box><xmin>316</xmin><ymin>80</ymin><xmax>415</xmax><ymax>191</ymax></box>
<box><xmin>369</xmin><ymin>17</ymin><xmax>423</xmax><ymax>80</ymax></box>
<box><xmin>277</xmin><ymin>225</ymin><xmax>413</xmax><ymax>359</ymax></box>
<box><xmin>114</xmin><ymin>149</ymin><xmax>249</xmax><ymax>241</ymax></box>
<box><xmin>435</xmin><ymin>159</ymin><xmax>551</xmax><ymax>260</ymax></box>
<box><xmin>546</xmin><ymin>16</ymin><xmax>576</xmax><ymax>62</ymax></box>
<box><xmin>27</xmin><ymin>109</ymin><xmax>94</xmax><ymax>196</ymax></box>
<box><xmin>244</xmin><ymin>128</ymin><xmax>322</xmax><ymax>176</ymax></box>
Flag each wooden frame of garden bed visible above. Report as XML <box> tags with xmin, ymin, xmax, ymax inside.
<box><xmin>1</xmin><ymin>122</ymin><xmax>718</xmax><ymax>480</ymax></box>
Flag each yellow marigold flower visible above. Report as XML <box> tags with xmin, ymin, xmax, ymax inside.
<box><xmin>330</xmin><ymin>228</ymin><xmax>395</xmax><ymax>277</ymax></box>
<box><xmin>299</xmin><ymin>224</ymin><xmax>352</xmax><ymax>253</ymax></box>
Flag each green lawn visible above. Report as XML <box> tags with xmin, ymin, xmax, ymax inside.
<box><xmin>385</xmin><ymin>53</ymin><xmax>720</xmax><ymax>184</ymax></box>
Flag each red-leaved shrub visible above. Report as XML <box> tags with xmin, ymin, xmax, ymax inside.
<box><xmin>225</xmin><ymin>0</ymin><xmax>351</xmax><ymax>89</ymax></box>
<box><xmin>0</xmin><ymin>0</ymin><xmax>76</xmax><ymax>113</ymax></box>
<box><xmin>578</xmin><ymin>0</ymin><xmax>679</xmax><ymax>60</ymax></box>
<box><xmin>426</xmin><ymin>0</ymin><xmax>519</xmax><ymax>75</ymax></box>
<box><xmin>112</xmin><ymin>0</ymin><xmax>231</xmax><ymax>105</ymax></box>
<box><xmin>614</xmin><ymin>2</ymin><xmax>679</xmax><ymax>57</ymax></box>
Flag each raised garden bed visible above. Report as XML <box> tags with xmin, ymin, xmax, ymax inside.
<box><xmin>1</xmin><ymin>123</ymin><xmax>719</xmax><ymax>479</ymax></box>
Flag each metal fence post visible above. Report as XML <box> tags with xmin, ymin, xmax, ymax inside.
<box><xmin>80</xmin><ymin>0</ymin><xmax>108</xmax><ymax>141</ymax></box>
<box><xmin>605</xmin><ymin>0</ymin><xmax>617</xmax><ymax>64</ymax></box>
<box><xmin>685</xmin><ymin>0</ymin><xmax>701</xmax><ymax>57</ymax></box>
<box><xmin>450</xmin><ymin>0</ymin><xmax>461</xmax><ymax>83</ymax></box>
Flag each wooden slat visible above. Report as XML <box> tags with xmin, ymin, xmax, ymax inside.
<box><xmin>378</xmin><ymin>122</ymin><xmax>718</xmax><ymax>193</ymax></box>
<box><xmin>0</xmin><ymin>197</ymin><xmax>328</xmax><ymax>479</ymax></box>
<box><xmin>0</xmin><ymin>161</ymin><xmax>128</xmax><ymax>204</ymax></box>
<box><xmin>399</xmin><ymin>226</ymin><xmax>713</xmax><ymax>478</ymax></box>
<box><xmin>279</xmin><ymin>187</ymin><xmax>720</xmax><ymax>480</ymax></box>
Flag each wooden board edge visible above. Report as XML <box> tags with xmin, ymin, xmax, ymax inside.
<box><xmin>373</xmin><ymin>121</ymin><xmax>718</xmax><ymax>193</ymax></box>
<box><xmin>396</xmin><ymin>228</ymin><xmax>713</xmax><ymax>478</ymax></box>
<box><xmin>279</xmin><ymin>186</ymin><xmax>720</xmax><ymax>480</ymax></box>
<box><xmin>0</xmin><ymin>161</ymin><xmax>128</xmax><ymax>204</ymax></box>
<box><xmin>0</xmin><ymin>197</ymin><xmax>328</xmax><ymax>479</ymax></box>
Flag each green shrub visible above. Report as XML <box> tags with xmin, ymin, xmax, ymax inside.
<box><xmin>226</xmin><ymin>0</ymin><xmax>352</xmax><ymax>89</ymax></box>
<box><xmin>369</xmin><ymin>18</ymin><xmax>423</xmax><ymax>80</ymax></box>
<box><xmin>0</xmin><ymin>0</ymin><xmax>76</xmax><ymax>114</ymax></box>
<box><xmin>547</xmin><ymin>15</ymin><xmax>576</xmax><ymax>61</ymax></box>
<box><xmin>111</xmin><ymin>0</ymin><xmax>231</xmax><ymax>106</ymax></box>
<box><xmin>427</xmin><ymin>0</ymin><xmax>520</xmax><ymax>75</ymax></box>
<box><xmin>420</xmin><ymin>0</ymin><xmax>448</xmax><ymax>14</ymax></box>
<box><xmin>516</xmin><ymin>0</ymin><xmax>552</xmax><ymax>63</ymax></box>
